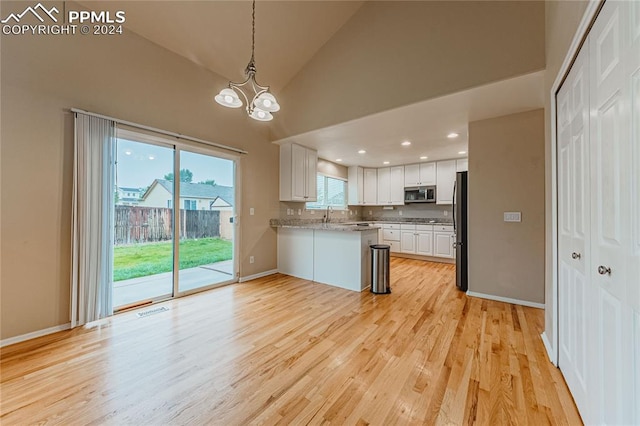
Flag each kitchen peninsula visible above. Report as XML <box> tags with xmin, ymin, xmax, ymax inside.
<box><xmin>271</xmin><ymin>220</ymin><xmax>379</xmax><ymax>292</ymax></box>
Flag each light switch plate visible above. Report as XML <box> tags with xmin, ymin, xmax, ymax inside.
<box><xmin>249</xmin><ymin>208</ymin><xmax>254</xmax><ymax>216</ymax></box>
<box><xmin>504</xmin><ymin>212</ymin><xmax>522</xmax><ymax>222</ymax></box>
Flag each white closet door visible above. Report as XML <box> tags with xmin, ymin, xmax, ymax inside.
<box><xmin>627</xmin><ymin>1</ymin><xmax>640</xmax><ymax>424</ymax></box>
<box><xmin>557</xmin><ymin>40</ymin><xmax>591</xmax><ymax>420</ymax></box>
<box><xmin>588</xmin><ymin>1</ymin><xmax>633</xmax><ymax>424</ymax></box>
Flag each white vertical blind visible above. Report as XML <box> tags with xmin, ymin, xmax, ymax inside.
<box><xmin>71</xmin><ymin>113</ymin><xmax>116</xmax><ymax>327</ymax></box>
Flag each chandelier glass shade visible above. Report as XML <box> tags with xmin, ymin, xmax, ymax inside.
<box><xmin>215</xmin><ymin>0</ymin><xmax>279</xmax><ymax>121</ymax></box>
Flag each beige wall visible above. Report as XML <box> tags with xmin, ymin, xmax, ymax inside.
<box><xmin>543</xmin><ymin>1</ymin><xmax>590</xmax><ymax>345</ymax></box>
<box><xmin>272</xmin><ymin>0</ymin><xmax>545</xmax><ymax>140</ymax></box>
<box><xmin>468</xmin><ymin>109</ymin><xmax>545</xmax><ymax>304</ymax></box>
<box><xmin>0</xmin><ymin>1</ymin><xmax>279</xmax><ymax>340</ymax></box>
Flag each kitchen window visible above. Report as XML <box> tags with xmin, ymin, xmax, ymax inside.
<box><xmin>306</xmin><ymin>174</ymin><xmax>347</xmax><ymax>210</ymax></box>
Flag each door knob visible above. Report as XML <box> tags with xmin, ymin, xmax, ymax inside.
<box><xmin>597</xmin><ymin>265</ymin><xmax>611</xmax><ymax>275</ymax></box>
<box><xmin>571</xmin><ymin>252</ymin><xmax>581</xmax><ymax>259</ymax></box>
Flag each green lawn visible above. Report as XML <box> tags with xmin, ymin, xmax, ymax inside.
<box><xmin>113</xmin><ymin>238</ymin><xmax>232</xmax><ymax>281</ymax></box>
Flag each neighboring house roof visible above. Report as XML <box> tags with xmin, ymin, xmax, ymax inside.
<box><xmin>144</xmin><ymin>179</ymin><xmax>234</xmax><ymax>205</ymax></box>
<box><xmin>118</xmin><ymin>186</ymin><xmax>144</xmax><ymax>193</ymax></box>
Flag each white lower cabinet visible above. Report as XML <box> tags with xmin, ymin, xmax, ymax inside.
<box><xmin>415</xmin><ymin>226</ymin><xmax>434</xmax><ymax>256</ymax></box>
<box><xmin>381</xmin><ymin>223</ymin><xmax>401</xmax><ymax>253</ymax></box>
<box><xmin>400</xmin><ymin>224</ymin><xmax>434</xmax><ymax>256</ymax></box>
<box><xmin>433</xmin><ymin>225</ymin><xmax>454</xmax><ymax>258</ymax></box>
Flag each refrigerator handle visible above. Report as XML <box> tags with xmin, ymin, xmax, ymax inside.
<box><xmin>452</xmin><ymin>180</ymin><xmax>457</xmax><ymax>233</ymax></box>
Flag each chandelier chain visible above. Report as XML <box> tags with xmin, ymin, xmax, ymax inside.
<box><xmin>251</xmin><ymin>0</ymin><xmax>256</xmax><ymax>65</ymax></box>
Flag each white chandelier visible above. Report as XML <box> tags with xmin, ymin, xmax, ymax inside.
<box><xmin>215</xmin><ymin>0</ymin><xmax>280</xmax><ymax>122</ymax></box>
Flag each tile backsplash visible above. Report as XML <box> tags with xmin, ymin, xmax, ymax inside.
<box><xmin>361</xmin><ymin>204</ymin><xmax>452</xmax><ymax>220</ymax></box>
<box><xmin>277</xmin><ymin>201</ymin><xmax>450</xmax><ymax>221</ymax></box>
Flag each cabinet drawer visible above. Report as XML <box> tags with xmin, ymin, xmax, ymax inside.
<box><xmin>382</xmin><ymin>223</ymin><xmax>401</xmax><ymax>230</ymax></box>
<box><xmin>383</xmin><ymin>229</ymin><xmax>400</xmax><ymax>241</ymax></box>
<box><xmin>400</xmin><ymin>224</ymin><xmax>416</xmax><ymax>230</ymax></box>
<box><xmin>416</xmin><ymin>224</ymin><xmax>433</xmax><ymax>231</ymax></box>
<box><xmin>386</xmin><ymin>240</ymin><xmax>401</xmax><ymax>253</ymax></box>
<box><xmin>434</xmin><ymin>225</ymin><xmax>454</xmax><ymax>232</ymax></box>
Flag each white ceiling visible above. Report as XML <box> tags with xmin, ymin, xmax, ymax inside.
<box><xmin>272</xmin><ymin>71</ymin><xmax>545</xmax><ymax>168</ymax></box>
<box><xmin>78</xmin><ymin>1</ymin><xmax>364</xmax><ymax>91</ymax></box>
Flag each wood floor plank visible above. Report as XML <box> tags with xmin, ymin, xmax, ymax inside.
<box><xmin>0</xmin><ymin>259</ymin><xmax>581</xmax><ymax>425</ymax></box>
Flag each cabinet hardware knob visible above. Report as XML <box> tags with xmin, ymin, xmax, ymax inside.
<box><xmin>571</xmin><ymin>252</ymin><xmax>581</xmax><ymax>259</ymax></box>
<box><xmin>597</xmin><ymin>265</ymin><xmax>611</xmax><ymax>275</ymax></box>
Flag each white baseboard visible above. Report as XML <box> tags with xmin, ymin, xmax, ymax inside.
<box><xmin>239</xmin><ymin>269</ymin><xmax>278</xmax><ymax>283</ymax></box>
<box><xmin>0</xmin><ymin>323</ymin><xmax>71</xmax><ymax>348</ymax></box>
<box><xmin>466</xmin><ymin>291</ymin><xmax>545</xmax><ymax>309</ymax></box>
<box><xmin>541</xmin><ymin>331</ymin><xmax>557</xmax><ymax>366</ymax></box>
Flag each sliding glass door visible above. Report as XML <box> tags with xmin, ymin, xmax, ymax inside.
<box><xmin>177</xmin><ymin>150</ymin><xmax>236</xmax><ymax>294</ymax></box>
<box><xmin>113</xmin><ymin>137</ymin><xmax>175</xmax><ymax>309</ymax></box>
<box><xmin>112</xmin><ymin>131</ymin><xmax>237</xmax><ymax>310</ymax></box>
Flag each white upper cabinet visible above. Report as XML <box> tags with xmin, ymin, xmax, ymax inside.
<box><xmin>404</xmin><ymin>162</ymin><xmax>436</xmax><ymax>187</ymax></box>
<box><xmin>436</xmin><ymin>160</ymin><xmax>456</xmax><ymax>205</ymax></box>
<box><xmin>362</xmin><ymin>168</ymin><xmax>377</xmax><ymax>205</ymax></box>
<box><xmin>279</xmin><ymin>143</ymin><xmax>317</xmax><ymax>202</ymax></box>
<box><xmin>456</xmin><ymin>158</ymin><xmax>468</xmax><ymax>172</ymax></box>
<box><xmin>377</xmin><ymin>166</ymin><xmax>405</xmax><ymax>205</ymax></box>
<box><xmin>347</xmin><ymin>166</ymin><xmax>364</xmax><ymax>205</ymax></box>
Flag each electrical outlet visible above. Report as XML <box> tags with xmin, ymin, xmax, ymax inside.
<box><xmin>444</xmin><ymin>210</ymin><xmax>448</xmax><ymax>216</ymax></box>
<box><xmin>298</xmin><ymin>209</ymin><xmax>302</xmax><ymax>215</ymax></box>
<box><xmin>249</xmin><ymin>256</ymin><xmax>255</xmax><ymax>264</ymax></box>
<box><xmin>504</xmin><ymin>212</ymin><xmax>522</xmax><ymax>222</ymax></box>
<box><xmin>249</xmin><ymin>207</ymin><xmax>254</xmax><ymax>216</ymax></box>
<box><xmin>341</xmin><ymin>210</ymin><xmax>345</xmax><ymax>215</ymax></box>
<box><xmin>310</xmin><ymin>210</ymin><xmax>314</xmax><ymax>215</ymax></box>
<box><xmin>398</xmin><ymin>210</ymin><xmax>403</xmax><ymax>216</ymax></box>
<box><xmin>369</xmin><ymin>210</ymin><xmax>372</xmax><ymax>215</ymax></box>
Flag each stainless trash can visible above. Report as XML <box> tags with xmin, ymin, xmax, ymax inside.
<box><xmin>370</xmin><ymin>244</ymin><xmax>391</xmax><ymax>294</ymax></box>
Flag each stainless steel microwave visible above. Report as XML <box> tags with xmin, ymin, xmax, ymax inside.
<box><xmin>404</xmin><ymin>186</ymin><xmax>436</xmax><ymax>203</ymax></box>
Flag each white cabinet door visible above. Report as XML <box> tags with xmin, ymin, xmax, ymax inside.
<box><xmin>404</xmin><ymin>164</ymin><xmax>420</xmax><ymax>186</ymax></box>
<box><xmin>305</xmin><ymin>148</ymin><xmax>317</xmax><ymax>201</ymax></box>
<box><xmin>434</xmin><ymin>231</ymin><xmax>454</xmax><ymax>258</ymax></box>
<box><xmin>363</xmin><ymin>168</ymin><xmax>377</xmax><ymax>205</ymax></box>
<box><xmin>389</xmin><ymin>166</ymin><xmax>405</xmax><ymax>204</ymax></box>
<box><xmin>377</xmin><ymin>167</ymin><xmax>391</xmax><ymax>204</ymax></box>
<box><xmin>347</xmin><ymin>166</ymin><xmax>364</xmax><ymax>205</ymax></box>
<box><xmin>456</xmin><ymin>158</ymin><xmax>468</xmax><ymax>172</ymax></box>
<box><xmin>416</xmin><ymin>231</ymin><xmax>433</xmax><ymax>256</ymax></box>
<box><xmin>436</xmin><ymin>160</ymin><xmax>456</xmax><ymax>205</ymax></box>
<box><xmin>419</xmin><ymin>163</ymin><xmax>436</xmax><ymax>185</ymax></box>
<box><xmin>279</xmin><ymin>143</ymin><xmax>318</xmax><ymax>202</ymax></box>
<box><xmin>400</xmin><ymin>231</ymin><xmax>416</xmax><ymax>254</ymax></box>
<box><xmin>291</xmin><ymin>144</ymin><xmax>307</xmax><ymax>201</ymax></box>
<box><xmin>404</xmin><ymin>163</ymin><xmax>435</xmax><ymax>186</ymax></box>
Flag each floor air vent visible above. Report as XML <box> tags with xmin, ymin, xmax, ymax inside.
<box><xmin>136</xmin><ymin>306</ymin><xmax>169</xmax><ymax>318</ymax></box>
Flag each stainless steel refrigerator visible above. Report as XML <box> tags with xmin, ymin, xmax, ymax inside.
<box><xmin>453</xmin><ymin>171</ymin><xmax>468</xmax><ymax>291</ymax></box>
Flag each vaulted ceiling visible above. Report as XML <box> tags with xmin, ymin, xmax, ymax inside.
<box><xmin>77</xmin><ymin>1</ymin><xmax>364</xmax><ymax>91</ymax></box>
<box><xmin>76</xmin><ymin>1</ymin><xmax>546</xmax><ymax>166</ymax></box>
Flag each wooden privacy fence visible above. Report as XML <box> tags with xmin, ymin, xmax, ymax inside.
<box><xmin>114</xmin><ymin>206</ymin><xmax>221</xmax><ymax>245</ymax></box>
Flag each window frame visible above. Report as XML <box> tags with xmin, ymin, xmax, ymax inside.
<box><xmin>305</xmin><ymin>173</ymin><xmax>348</xmax><ymax>211</ymax></box>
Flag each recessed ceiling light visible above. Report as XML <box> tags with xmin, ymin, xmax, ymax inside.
<box><xmin>458</xmin><ymin>151</ymin><xmax>466</xmax><ymax>155</ymax></box>
<box><xmin>358</xmin><ymin>150</ymin><xmax>366</xmax><ymax>154</ymax></box>
<box><xmin>148</xmin><ymin>155</ymin><xmax>155</xmax><ymax>160</ymax></box>
<box><xmin>124</xmin><ymin>150</ymin><xmax>132</xmax><ymax>155</ymax></box>
<box><xmin>420</xmin><ymin>156</ymin><xmax>428</xmax><ymax>160</ymax></box>
<box><xmin>383</xmin><ymin>161</ymin><xmax>390</xmax><ymax>165</ymax></box>
<box><xmin>401</xmin><ymin>141</ymin><xmax>411</xmax><ymax>146</ymax></box>
<box><xmin>448</xmin><ymin>132</ymin><xmax>459</xmax><ymax>139</ymax></box>
<box><xmin>335</xmin><ymin>159</ymin><xmax>342</xmax><ymax>162</ymax></box>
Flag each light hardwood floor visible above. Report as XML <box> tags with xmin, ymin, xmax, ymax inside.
<box><xmin>1</xmin><ymin>258</ymin><xmax>581</xmax><ymax>425</ymax></box>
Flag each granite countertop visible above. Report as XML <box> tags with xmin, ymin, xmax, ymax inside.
<box><xmin>270</xmin><ymin>218</ymin><xmax>453</xmax><ymax>230</ymax></box>
<box><xmin>271</xmin><ymin>219</ymin><xmax>381</xmax><ymax>232</ymax></box>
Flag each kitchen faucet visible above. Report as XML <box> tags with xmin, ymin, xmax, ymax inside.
<box><xmin>323</xmin><ymin>206</ymin><xmax>333</xmax><ymax>223</ymax></box>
